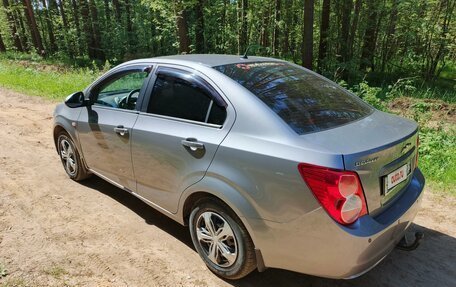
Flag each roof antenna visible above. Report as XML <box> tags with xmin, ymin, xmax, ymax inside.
<box><xmin>241</xmin><ymin>44</ymin><xmax>252</xmax><ymax>59</ymax></box>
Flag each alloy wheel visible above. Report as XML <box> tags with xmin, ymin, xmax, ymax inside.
<box><xmin>59</xmin><ymin>138</ymin><xmax>77</xmax><ymax>176</ymax></box>
<box><xmin>195</xmin><ymin>211</ymin><xmax>238</xmax><ymax>267</ymax></box>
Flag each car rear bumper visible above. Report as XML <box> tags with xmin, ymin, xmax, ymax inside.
<box><xmin>249</xmin><ymin>168</ymin><xmax>425</xmax><ymax>279</ymax></box>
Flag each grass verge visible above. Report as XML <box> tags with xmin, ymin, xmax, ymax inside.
<box><xmin>354</xmin><ymin>83</ymin><xmax>456</xmax><ymax>195</ymax></box>
<box><xmin>0</xmin><ymin>58</ymin><xmax>101</xmax><ymax>100</ymax></box>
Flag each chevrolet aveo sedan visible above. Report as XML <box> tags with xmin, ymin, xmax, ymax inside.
<box><xmin>53</xmin><ymin>55</ymin><xmax>425</xmax><ymax>280</ymax></box>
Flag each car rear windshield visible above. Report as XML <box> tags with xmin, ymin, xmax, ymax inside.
<box><xmin>214</xmin><ymin>62</ymin><xmax>373</xmax><ymax>134</ymax></box>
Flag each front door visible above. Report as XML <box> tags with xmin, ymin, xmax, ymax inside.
<box><xmin>77</xmin><ymin>66</ymin><xmax>151</xmax><ymax>191</ymax></box>
<box><xmin>131</xmin><ymin>66</ymin><xmax>233</xmax><ymax>213</ymax></box>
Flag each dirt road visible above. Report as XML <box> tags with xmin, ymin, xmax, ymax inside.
<box><xmin>0</xmin><ymin>88</ymin><xmax>455</xmax><ymax>287</ymax></box>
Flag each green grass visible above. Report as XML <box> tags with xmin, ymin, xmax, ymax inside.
<box><xmin>364</xmin><ymin>70</ymin><xmax>456</xmax><ymax>103</ymax></box>
<box><xmin>0</xmin><ymin>263</ymin><xmax>7</xmax><ymax>278</ymax></box>
<box><xmin>44</xmin><ymin>265</ymin><xmax>68</xmax><ymax>279</ymax></box>
<box><xmin>418</xmin><ymin>127</ymin><xmax>456</xmax><ymax>195</ymax></box>
<box><xmin>405</xmin><ymin>80</ymin><xmax>456</xmax><ymax>103</ymax></box>
<box><xmin>0</xmin><ymin>58</ymin><xmax>101</xmax><ymax>100</ymax></box>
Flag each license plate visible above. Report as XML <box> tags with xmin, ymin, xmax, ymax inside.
<box><xmin>385</xmin><ymin>163</ymin><xmax>410</xmax><ymax>193</ymax></box>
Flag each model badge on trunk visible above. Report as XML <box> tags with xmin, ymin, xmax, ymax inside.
<box><xmin>355</xmin><ymin>157</ymin><xmax>378</xmax><ymax>167</ymax></box>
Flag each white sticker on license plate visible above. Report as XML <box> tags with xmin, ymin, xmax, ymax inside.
<box><xmin>386</xmin><ymin>163</ymin><xmax>409</xmax><ymax>192</ymax></box>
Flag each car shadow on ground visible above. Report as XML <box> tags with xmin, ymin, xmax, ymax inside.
<box><xmin>82</xmin><ymin>176</ymin><xmax>456</xmax><ymax>287</ymax></box>
<box><xmin>81</xmin><ymin>176</ymin><xmax>195</xmax><ymax>250</ymax></box>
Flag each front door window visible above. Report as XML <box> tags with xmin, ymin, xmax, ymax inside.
<box><xmin>94</xmin><ymin>71</ymin><xmax>148</xmax><ymax>110</ymax></box>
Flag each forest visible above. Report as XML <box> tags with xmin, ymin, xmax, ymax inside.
<box><xmin>0</xmin><ymin>0</ymin><xmax>455</xmax><ymax>84</ymax></box>
<box><xmin>0</xmin><ymin>0</ymin><xmax>455</xmax><ymax>191</ymax></box>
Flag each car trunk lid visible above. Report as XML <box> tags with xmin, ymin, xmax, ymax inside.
<box><xmin>299</xmin><ymin>111</ymin><xmax>418</xmax><ymax>216</ymax></box>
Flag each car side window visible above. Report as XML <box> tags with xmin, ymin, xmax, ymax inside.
<box><xmin>147</xmin><ymin>73</ymin><xmax>226</xmax><ymax>125</ymax></box>
<box><xmin>93</xmin><ymin>71</ymin><xmax>148</xmax><ymax>110</ymax></box>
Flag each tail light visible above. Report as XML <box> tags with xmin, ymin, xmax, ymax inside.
<box><xmin>415</xmin><ymin>135</ymin><xmax>419</xmax><ymax>168</ymax></box>
<box><xmin>298</xmin><ymin>163</ymin><xmax>368</xmax><ymax>225</ymax></box>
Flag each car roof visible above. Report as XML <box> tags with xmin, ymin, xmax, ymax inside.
<box><xmin>152</xmin><ymin>54</ymin><xmax>283</xmax><ymax>67</ymax></box>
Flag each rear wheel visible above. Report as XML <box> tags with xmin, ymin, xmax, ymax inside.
<box><xmin>57</xmin><ymin>131</ymin><xmax>90</xmax><ymax>181</ymax></box>
<box><xmin>189</xmin><ymin>199</ymin><xmax>256</xmax><ymax>280</ymax></box>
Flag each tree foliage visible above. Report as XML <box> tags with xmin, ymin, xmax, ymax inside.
<box><xmin>0</xmin><ymin>0</ymin><xmax>454</xmax><ymax>82</ymax></box>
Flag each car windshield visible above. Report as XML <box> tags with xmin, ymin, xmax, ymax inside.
<box><xmin>214</xmin><ymin>62</ymin><xmax>373</xmax><ymax>134</ymax></box>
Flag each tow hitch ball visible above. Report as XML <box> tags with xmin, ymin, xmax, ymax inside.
<box><xmin>396</xmin><ymin>232</ymin><xmax>424</xmax><ymax>251</ymax></box>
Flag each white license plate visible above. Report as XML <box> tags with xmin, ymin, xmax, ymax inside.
<box><xmin>386</xmin><ymin>163</ymin><xmax>410</xmax><ymax>193</ymax></box>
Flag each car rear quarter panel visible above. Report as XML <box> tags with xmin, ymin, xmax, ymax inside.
<box><xmin>203</xmin><ymin>132</ymin><xmax>346</xmax><ymax>223</ymax></box>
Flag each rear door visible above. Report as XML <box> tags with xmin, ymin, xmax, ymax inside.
<box><xmin>131</xmin><ymin>65</ymin><xmax>234</xmax><ymax>213</ymax></box>
<box><xmin>77</xmin><ymin>64</ymin><xmax>151</xmax><ymax>191</ymax></box>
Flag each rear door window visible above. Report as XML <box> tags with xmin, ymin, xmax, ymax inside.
<box><xmin>147</xmin><ymin>70</ymin><xmax>226</xmax><ymax>125</ymax></box>
<box><xmin>214</xmin><ymin>62</ymin><xmax>373</xmax><ymax>134</ymax></box>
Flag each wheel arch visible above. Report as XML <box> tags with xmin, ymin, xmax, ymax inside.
<box><xmin>179</xmin><ymin>176</ymin><xmax>268</xmax><ymax>272</ymax></box>
<box><xmin>53</xmin><ymin>124</ymin><xmax>66</xmax><ymax>152</ymax></box>
<box><xmin>178</xmin><ymin>175</ymin><xmax>263</xmax><ymax>246</ymax></box>
<box><xmin>53</xmin><ymin>122</ymin><xmax>89</xmax><ymax>170</ymax></box>
<box><xmin>53</xmin><ymin>123</ymin><xmax>79</xmax><ymax>152</ymax></box>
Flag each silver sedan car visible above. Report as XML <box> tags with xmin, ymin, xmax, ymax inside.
<box><xmin>53</xmin><ymin>55</ymin><xmax>425</xmax><ymax>280</ymax></box>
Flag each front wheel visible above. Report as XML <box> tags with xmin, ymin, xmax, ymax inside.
<box><xmin>189</xmin><ymin>199</ymin><xmax>256</xmax><ymax>280</ymax></box>
<box><xmin>57</xmin><ymin>132</ymin><xmax>91</xmax><ymax>181</ymax></box>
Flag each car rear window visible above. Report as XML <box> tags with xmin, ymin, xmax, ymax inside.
<box><xmin>214</xmin><ymin>62</ymin><xmax>373</xmax><ymax>134</ymax></box>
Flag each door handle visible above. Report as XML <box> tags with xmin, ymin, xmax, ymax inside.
<box><xmin>114</xmin><ymin>125</ymin><xmax>129</xmax><ymax>136</ymax></box>
<box><xmin>181</xmin><ymin>138</ymin><xmax>205</xmax><ymax>151</ymax></box>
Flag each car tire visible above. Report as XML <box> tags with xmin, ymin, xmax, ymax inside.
<box><xmin>189</xmin><ymin>198</ymin><xmax>256</xmax><ymax>280</ymax></box>
<box><xmin>57</xmin><ymin>131</ymin><xmax>91</xmax><ymax>181</ymax></box>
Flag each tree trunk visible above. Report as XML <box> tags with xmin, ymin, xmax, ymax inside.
<box><xmin>22</xmin><ymin>0</ymin><xmax>44</xmax><ymax>54</ymax></box>
<box><xmin>16</xmin><ymin>9</ymin><xmax>29</xmax><ymax>52</ymax></box>
<box><xmin>71</xmin><ymin>0</ymin><xmax>82</xmax><ymax>55</ymax></box>
<box><xmin>2</xmin><ymin>0</ymin><xmax>23</xmax><ymax>51</ymax></box>
<box><xmin>273</xmin><ymin>0</ymin><xmax>281</xmax><ymax>56</ymax></box>
<box><xmin>221</xmin><ymin>0</ymin><xmax>227</xmax><ymax>52</ymax></box>
<box><xmin>58</xmin><ymin>0</ymin><xmax>69</xmax><ymax>29</ymax></box>
<box><xmin>340</xmin><ymin>0</ymin><xmax>352</xmax><ymax>62</ymax></box>
<box><xmin>88</xmin><ymin>0</ymin><xmax>104</xmax><ymax>60</ymax></box>
<box><xmin>260</xmin><ymin>4</ymin><xmax>269</xmax><ymax>48</ymax></box>
<box><xmin>281</xmin><ymin>0</ymin><xmax>292</xmax><ymax>55</ymax></box>
<box><xmin>360</xmin><ymin>1</ymin><xmax>378</xmax><ymax>71</ymax></box>
<box><xmin>195</xmin><ymin>0</ymin><xmax>205</xmax><ymax>53</ymax></box>
<box><xmin>317</xmin><ymin>0</ymin><xmax>330</xmax><ymax>72</ymax></box>
<box><xmin>112</xmin><ymin>0</ymin><xmax>122</xmax><ymax>22</ymax></box>
<box><xmin>427</xmin><ymin>0</ymin><xmax>455</xmax><ymax>79</ymax></box>
<box><xmin>103</xmin><ymin>0</ymin><xmax>110</xmax><ymax>24</ymax></box>
<box><xmin>41</xmin><ymin>0</ymin><xmax>57</xmax><ymax>52</ymax></box>
<box><xmin>348</xmin><ymin>0</ymin><xmax>362</xmax><ymax>61</ymax></box>
<box><xmin>176</xmin><ymin>2</ymin><xmax>190</xmax><ymax>54</ymax></box>
<box><xmin>37</xmin><ymin>9</ymin><xmax>48</xmax><ymax>49</ymax></box>
<box><xmin>302</xmin><ymin>0</ymin><xmax>314</xmax><ymax>69</ymax></box>
<box><xmin>80</xmin><ymin>0</ymin><xmax>95</xmax><ymax>58</ymax></box>
<box><xmin>290</xmin><ymin>0</ymin><xmax>299</xmax><ymax>62</ymax></box>
<box><xmin>149</xmin><ymin>8</ymin><xmax>156</xmax><ymax>54</ymax></box>
<box><xmin>380</xmin><ymin>0</ymin><xmax>398</xmax><ymax>72</ymax></box>
<box><xmin>238</xmin><ymin>0</ymin><xmax>248</xmax><ymax>55</ymax></box>
<box><xmin>0</xmin><ymin>30</ymin><xmax>6</xmax><ymax>52</ymax></box>
<box><xmin>124</xmin><ymin>0</ymin><xmax>134</xmax><ymax>45</ymax></box>
<box><xmin>58</xmin><ymin>0</ymin><xmax>74</xmax><ymax>56</ymax></box>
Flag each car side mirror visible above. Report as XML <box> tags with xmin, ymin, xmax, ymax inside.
<box><xmin>65</xmin><ymin>91</ymin><xmax>90</xmax><ymax>108</ymax></box>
